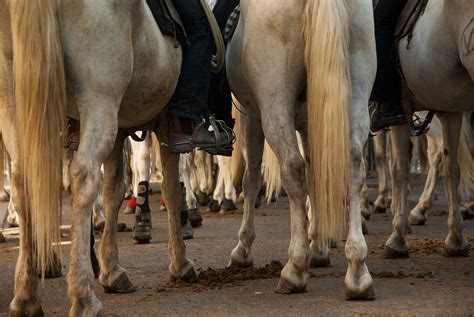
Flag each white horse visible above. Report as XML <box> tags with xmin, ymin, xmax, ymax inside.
<box><xmin>0</xmin><ymin>0</ymin><xmax>213</xmax><ymax>314</ymax></box>
<box><xmin>385</xmin><ymin>0</ymin><xmax>474</xmax><ymax>258</ymax></box>
<box><xmin>228</xmin><ymin>0</ymin><xmax>376</xmax><ymax>298</ymax></box>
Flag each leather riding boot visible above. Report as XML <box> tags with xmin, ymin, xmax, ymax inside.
<box><xmin>369</xmin><ymin>100</ymin><xmax>407</xmax><ymax>132</ymax></box>
<box><xmin>167</xmin><ymin>115</ymin><xmax>233</xmax><ymax>154</ymax></box>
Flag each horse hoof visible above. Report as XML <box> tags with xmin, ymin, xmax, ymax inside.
<box><xmin>275</xmin><ymin>277</ymin><xmax>306</xmax><ymax>294</ymax></box>
<box><xmin>373</xmin><ymin>206</ymin><xmax>386</xmax><ymax>214</ymax></box>
<box><xmin>442</xmin><ymin>245</ymin><xmax>469</xmax><ymax>257</ymax></box>
<box><xmin>182</xmin><ymin>222</ymin><xmax>194</xmax><ymax>240</ymax></box>
<box><xmin>383</xmin><ymin>246</ymin><xmax>409</xmax><ymax>259</ymax></box>
<box><xmin>10</xmin><ymin>309</ymin><xmax>45</xmax><ymax>317</ymax></box>
<box><xmin>9</xmin><ymin>299</ymin><xmax>44</xmax><ymax>317</ymax></box>
<box><xmin>94</xmin><ymin>220</ymin><xmax>105</xmax><ymax>231</ymax></box>
<box><xmin>0</xmin><ymin>232</ymin><xmax>5</xmax><ymax>243</ymax></box>
<box><xmin>207</xmin><ymin>199</ymin><xmax>221</xmax><ymax>213</ymax></box>
<box><xmin>221</xmin><ymin>199</ymin><xmax>237</xmax><ymax>212</ymax></box>
<box><xmin>309</xmin><ymin>255</ymin><xmax>330</xmax><ymax>268</ymax></box>
<box><xmin>461</xmin><ymin>207</ymin><xmax>474</xmax><ymax>220</ymax></box>
<box><xmin>171</xmin><ymin>266</ymin><xmax>198</xmax><ymax>284</ymax></box>
<box><xmin>196</xmin><ymin>191</ymin><xmax>211</xmax><ymax>206</ymax></box>
<box><xmin>361</xmin><ymin>211</ymin><xmax>371</xmax><ymax>220</ymax></box>
<box><xmin>362</xmin><ymin>221</ymin><xmax>369</xmax><ymax>235</ymax></box>
<box><xmin>409</xmin><ymin>212</ymin><xmax>426</xmax><ymax>226</ymax></box>
<box><xmin>102</xmin><ymin>272</ymin><xmax>136</xmax><ymax>293</ymax></box>
<box><xmin>345</xmin><ymin>285</ymin><xmax>375</xmax><ymax>300</ymax></box>
<box><xmin>188</xmin><ymin>208</ymin><xmax>203</xmax><ymax>228</ymax></box>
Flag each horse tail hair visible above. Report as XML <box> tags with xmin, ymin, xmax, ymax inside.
<box><xmin>262</xmin><ymin>140</ymin><xmax>281</xmax><ymax>204</ymax></box>
<box><xmin>10</xmin><ymin>0</ymin><xmax>66</xmax><ymax>277</ymax></box>
<box><xmin>0</xmin><ymin>134</ymin><xmax>4</xmax><ymax>191</ymax></box>
<box><xmin>304</xmin><ymin>0</ymin><xmax>351</xmax><ymax>249</ymax></box>
<box><xmin>231</xmin><ymin>99</ymin><xmax>245</xmax><ymax>191</ymax></box>
<box><xmin>457</xmin><ymin>112</ymin><xmax>474</xmax><ymax>202</ymax></box>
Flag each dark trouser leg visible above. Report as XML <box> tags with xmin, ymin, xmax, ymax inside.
<box><xmin>370</xmin><ymin>0</ymin><xmax>407</xmax><ymax>131</ymax></box>
<box><xmin>168</xmin><ymin>0</ymin><xmax>213</xmax><ymax>121</ymax></box>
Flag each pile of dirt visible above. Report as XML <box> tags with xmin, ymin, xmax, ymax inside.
<box><xmin>371</xmin><ymin>270</ymin><xmax>434</xmax><ymax>279</ymax></box>
<box><xmin>165</xmin><ymin>261</ymin><xmax>284</xmax><ymax>291</ymax></box>
<box><xmin>370</xmin><ymin>236</ymin><xmax>474</xmax><ymax>256</ymax></box>
<box><xmin>429</xmin><ymin>210</ymin><xmax>448</xmax><ymax>217</ymax></box>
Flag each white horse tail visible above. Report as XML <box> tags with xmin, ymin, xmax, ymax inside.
<box><xmin>11</xmin><ymin>0</ymin><xmax>66</xmax><ymax>276</ymax></box>
<box><xmin>458</xmin><ymin>112</ymin><xmax>474</xmax><ymax>202</ymax></box>
<box><xmin>304</xmin><ymin>0</ymin><xmax>351</xmax><ymax>248</ymax></box>
<box><xmin>0</xmin><ymin>134</ymin><xmax>4</xmax><ymax>190</ymax></box>
<box><xmin>262</xmin><ymin>140</ymin><xmax>281</xmax><ymax>203</ymax></box>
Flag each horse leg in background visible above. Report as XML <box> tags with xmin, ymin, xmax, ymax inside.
<box><xmin>125</xmin><ymin>136</ymin><xmax>151</xmax><ymax>218</ymax></box>
<box><xmin>409</xmin><ymin>133</ymin><xmax>442</xmax><ymax>225</ymax></box>
<box><xmin>122</xmin><ymin>138</ymin><xmax>134</xmax><ymax>200</ymax></box>
<box><xmin>360</xmin><ymin>176</ymin><xmax>372</xmax><ymax>220</ymax></box>
<box><xmin>373</xmin><ymin>130</ymin><xmax>390</xmax><ymax>213</ymax></box>
<box><xmin>98</xmin><ymin>132</ymin><xmax>137</xmax><ymax>293</ymax></box>
<box><xmin>63</xmin><ymin>149</ymin><xmax>73</xmax><ymax>193</ymax></box>
<box><xmin>180</xmin><ymin>154</ymin><xmax>202</xmax><ymax>228</ymax></box>
<box><xmin>193</xmin><ymin>150</ymin><xmax>212</xmax><ymax>206</ymax></box>
<box><xmin>385</xmin><ymin>123</ymin><xmax>411</xmax><ymax>258</ymax></box>
<box><xmin>158</xmin><ymin>137</ymin><xmax>197</xmax><ymax>283</ymax></box>
<box><xmin>438</xmin><ymin>113</ymin><xmax>469</xmax><ymax>256</ymax></box>
<box><xmin>229</xmin><ymin>113</ymin><xmax>265</xmax><ymax>269</ymax></box>
<box><xmin>219</xmin><ymin>155</ymin><xmax>238</xmax><ymax>212</ymax></box>
<box><xmin>93</xmin><ymin>168</ymin><xmax>106</xmax><ymax>231</ymax></box>
<box><xmin>298</xmin><ymin>130</ymin><xmax>331</xmax><ymax>267</ymax></box>
<box><xmin>208</xmin><ymin>160</ymin><xmax>225</xmax><ymax>212</ymax></box>
<box><xmin>6</xmin><ymin>197</ymin><xmax>19</xmax><ymax>227</ymax></box>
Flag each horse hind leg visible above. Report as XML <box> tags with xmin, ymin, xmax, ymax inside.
<box><xmin>68</xmin><ymin>112</ymin><xmax>120</xmax><ymax>316</ymax></box>
<box><xmin>438</xmin><ymin>113</ymin><xmax>469</xmax><ymax>256</ymax></box>
<box><xmin>228</xmin><ymin>114</ymin><xmax>265</xmax><ymax>269</ymax></box>
<box><xmin>385</xmin><ymin>123</ymin><xmax>411</xmax><ymax>258</ymax></box>
<box><xmin>373</xmin><ymin>131</ymin><xmax>389</xmax><ymax>214</ymax></box>
<box><xmin>261</xmin><ymin>111</ymin><xmax>310</xmax><ymax>294</ymax></box>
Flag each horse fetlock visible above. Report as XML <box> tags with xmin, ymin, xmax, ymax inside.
<box><xmin>409</xmin><ymin>207</ymin><xmax>427</xmax><ymax>226</ymax></box>
<box><xmin>309</xmin><ymin>243</ymin><xmax>330</xmax><ymax>268</ymax></box>
<box><xmin>9</xmin><ymin>297</ymin><xmax>44</xmax><ymax>317</ymax></box>
<box><xmin>344</xmin><ymin>265</ymin><xmax>375</xmax><ymax>300</ymax></box>
<box><xmin>275</xmin><ymin>262</ymin><xmax>308</xmax><ymax>294</ymax></box>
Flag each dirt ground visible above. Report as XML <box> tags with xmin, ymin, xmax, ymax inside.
<box><xmin>1</xmin><ymin>176</ymin><xmax>473</xmax><ymax>316</ymax></box>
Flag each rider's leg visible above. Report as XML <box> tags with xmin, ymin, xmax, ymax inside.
<box><xmin>167</xmin><ymin>0</ymin><xmax>232</xmax><ymax>153</ymax></box>
<box><xmin>369</xmin><ymin>0</ymin><xmax>407</xmax><ymax>132</ymax></box>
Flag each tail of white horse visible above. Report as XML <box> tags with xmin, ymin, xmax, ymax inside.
<box><xmin>304</xmin><ymin>0</ymin><xmax>351</xmax><ymax>248</ymax></box>
<box><xmin>11</xmin><ymin>0</ymin><xmax>65</xmax><ymax>275</ymax></box>
<box><xmin>458</xmin><ymin>113</ymin><xmax>473</xmax><ymax>202</ymax></box>
<box><xmin>0</xmin><ymin>134</ymin><xmax>4</xmax><ymax>190</ymax></box>
<box><xmin>262</xmin><ymin>140</ymin><xmax>281</xmax><ymax>203</ymax></box>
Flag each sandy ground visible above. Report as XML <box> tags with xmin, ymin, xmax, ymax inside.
<box><xmin>0</xmin><ymin>176</ymin><xmax>473</xmax><ymax>316</ymax></box>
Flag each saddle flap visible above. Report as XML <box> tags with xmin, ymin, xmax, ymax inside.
<box><xmin>395</xmin><ymin>0</ymin><xmax>429</xmax><ymax>43</ymax></box>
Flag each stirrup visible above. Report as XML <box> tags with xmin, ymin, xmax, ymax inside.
<box><xmin>204</xmin><ymin>116</ymin><xmax>235</xmax><ymax>156</ymax></box>
<box><xmin>409</xmin><ymin>112</ymin><xmax>434</xmax><ymax>137</ymax></box>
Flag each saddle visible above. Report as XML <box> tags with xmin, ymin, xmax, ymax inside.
<box><xmin>146</xmin><ymin>0</ymin><xmax>188</xmax><ymax>47</ymax></box>
<box><xmin>395</xmin><ymin>0</ymin><xmax>429</xmax><ymax>49</ymax></box>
